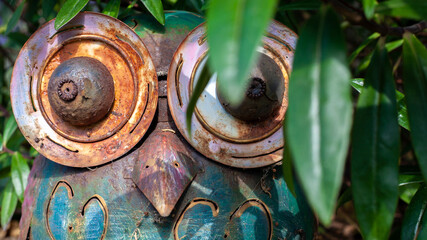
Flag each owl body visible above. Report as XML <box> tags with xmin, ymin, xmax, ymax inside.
<box><xmin>14</xmin><ymin>11</ymin><xmax>315</xmax><ymax>240</ymax></box>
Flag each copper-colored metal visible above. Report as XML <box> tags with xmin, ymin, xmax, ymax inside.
<box><xmin>47</xmin><ymin>57</ymin><xmax>115</xmax><ymax>126</ymax></box>
<box><xmin>10</xmin><ymin>12</ymin><xmax>158</xmax><ymax>167</ymax></box>
<box><xmin>167</xmin><ymin>22</ymin><xmax>297</xmax><ymax>168</ymax></box>
<box><xmin>132</xmin><ymin>124</ymin><xmax>200</xmax><ymax>217</ymax></box>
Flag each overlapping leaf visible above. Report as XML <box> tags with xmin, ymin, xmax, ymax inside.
<box><xmin>206</xmin><ymin>0</ymin><xmax>278</xmax><ymax>105</ymax></box>
<box><xmin>403</xmin><ymin>34</ymin><xmax>427</xmax><ymax>182</ymax></box>
<box><xmin>401</xmin><ymin>185</ymin><xmax>427</xmax><ymax>240</ymax></box>
<box><xmin>285</xmin><ymin>7</ymin><xmax>352</xmax><ymax>225</ymax></box>
<box><xmin>351</xmin><ymin>42</ymin><xmax>399</xmax><ymax>240</ymax></box>
<box><xmin>55</xmin><ymin>0</ymin><xmax>89</xmax><ymax>30</ymax></box>
<box><xmin>140</xmin><ymin>0</ymin><xmax>165</xmax><ymax>25</ymax></box>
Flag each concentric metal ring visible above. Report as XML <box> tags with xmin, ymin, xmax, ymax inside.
<box><xmin>10</xmin><ymin>12</ymin><xmax>158</xmax><ymax>167</ymax></box>
<box><xmin>168</xmin><ymin>22</ymin><xmax>297</xmax><ymax>168</ymax></box>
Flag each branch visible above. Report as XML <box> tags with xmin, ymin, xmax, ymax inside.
<box><xmin>327</xmin><ymin>0</ymin><xmax>427</xmax><ymax>36</ymax></box>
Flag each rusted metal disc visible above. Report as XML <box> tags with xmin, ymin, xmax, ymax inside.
<box><xmin>168</xmin><ymin>22</ymin><xmax>297</xmax><ymax>168</ymax></box>
<box><xmin>11</xmin><ymin>12</ymin><xmax>158</xmax><ymax>167</ymax></box>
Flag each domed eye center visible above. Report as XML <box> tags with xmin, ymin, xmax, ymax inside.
<box><xmin>47</xmin><ymin>57</ymin><xmax>115</xmax><ymax>126</ymax></box>
<box><xmin>217</xmin><ymin>52</ymin><xmax>285</xmax><ymax>122</ymax></box>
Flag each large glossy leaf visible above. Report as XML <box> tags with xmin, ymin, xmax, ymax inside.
<box><xmin>401</xmin><ymin>185</ymin><xmax>427</xmax><ymax>240</ymax></box>
<box><xmin>103</xmin><ymin>0</ymin><xmax>121</xmax><ymax>18</ymax></box>
<box><xmin>285</xmin><ymin>7</ymin><xmax>352</xmax><ymax>225</ymax></box>
<box><xmin>403</xmin><ymin>33</ymin><xmax>427</xmax><ymax>182</ymax></box>
<box><xmin>351</xmin><ymin>78</ymin><xmax>410</xmax><ymax>130</ymax></box>
<box><xmin>351</xmin><ymin>42</ymin><xmax>399</xmax><ymax>240</ymax></box>
<box><xmin>5</xmin><ymin>1</ymin><xmax>25</xmax><ymax>35</ymax></box>
<box><xmin>11</xmin><ymin>152</ymin><xmax>29</xmax><ymax>202</ymax></box>
<box><xmin>206</xmin><ymin>0</ymin><xmax>278</xmax><ymax>104</ymax></box>
<box><xmin>54</xmin><ymin>0</ymin><xmax>89</xmax><ymax>30</ymax></box>
<box><xmin>140</xmin><ymin>0</ymin><xmax>165</xmax><ymax>25</ymax></box>
<box><xmin>376</xmin><ymin>0</ymin><xmax>427</xmax><ymax>20</ymax></box>
<box><xmin>1</xmin><ymin>181</ymin><xmax>18</xmax><ymax>229</ymax></box>
<box><xmin>363</xmin><ymin>0</ymin><xmax>377</xmax><ymax>19</ymax></box>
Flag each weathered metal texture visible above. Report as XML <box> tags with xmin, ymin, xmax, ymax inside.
<box><xmin>132</xmin><ymin>124</ymin><xmax>200</xmax><ymax>217</ymax></box>
<box><xmin>123</xmin><ymin>11</ymin><xmax>204</xmax><ymax>76</ymax></box>
<box><xmin>47</xmin><ymin>57</ymin><xmax>115</xmax><ymax>126</ymax></box>
<box><xmin>10</xmin><ymin>12</ymin><xmax>158</xmax><ymax>167</ymax></box>
<box><xmin>17</xmin><ymin>11</ymin><xmax>316</xmax><ymax>240</ymax></box>
<box><xmin>167</xmin><ymin>22</ymin><xmax>297</xmax><ymax>168</ymax></box>
<box><xmin>21</xmin><ymin>145</ymin><xmax>315</xmax><ymax>239</ymax></box>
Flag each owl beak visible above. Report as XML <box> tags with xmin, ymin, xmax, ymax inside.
<box><xmin>131</xmin><ymin>127</ymin><xmax>200</xmax><ymax>217</ymax></box>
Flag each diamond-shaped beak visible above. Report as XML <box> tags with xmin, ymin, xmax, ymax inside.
<box><xmin>132</xmin><ymin>130</ymin><xmax>199</xmax><ymax>217</ymax></box>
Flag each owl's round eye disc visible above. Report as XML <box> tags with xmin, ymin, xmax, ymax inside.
<box><xmin>168</xmin><ymin>22</ymin><xmax>297</xmax><ymax>168</ymax></box>
<box><xmin>10</xmin><ymin>12</ymin><xmax>158</xmax><ymax>167</ymax></box>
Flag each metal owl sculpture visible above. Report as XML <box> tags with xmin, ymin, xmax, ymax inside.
<box><xmin>10</xmin><ymin>11</ymin><xmax>315</xmax><ymax>240</ymax></box>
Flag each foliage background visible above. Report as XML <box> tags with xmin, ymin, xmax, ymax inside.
<box><xmin>0</xmin><ymin>0</ymin><xmax>426</xmax><ymax>239</ymax></box>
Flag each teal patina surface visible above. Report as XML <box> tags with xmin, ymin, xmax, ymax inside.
<box><xmin>17</xmin><ymin>11</ymin><xmax>315</xmax><ymax>240</ymax></box>
<box><xmin>25</xmin><ymin>148</ymin><xmax>314</xmax><ymax>239</ymax></box>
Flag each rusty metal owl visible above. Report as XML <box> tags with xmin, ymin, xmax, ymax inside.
<box><xmin>10</xmin><ymin>11</ymin><xmax>315</xmax><ymax>240</ymax></box>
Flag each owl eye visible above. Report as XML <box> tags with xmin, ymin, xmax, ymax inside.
<box><xmin>10</xmin><ymin>13</ymin><xmax>158</xmax><ymax>167</ymax></box>
<box><xmin>168</xmin><ymin>22</ymin><xmax>297</xmax><ymax>168</ymax></box>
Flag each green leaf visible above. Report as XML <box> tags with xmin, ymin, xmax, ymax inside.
<box><xmin>279</xmin><ymin>0</ymin><xmax>321</xmax><ymax>10</ymax></box>
<box><xmin>399</xmin><ymin>174</ymin><xmax>424</xmax><ymax>204</ymax></box>
<box><xmin>403</xmin><ymin>33</ymin><xmax>427</xmax><ymax>182</ymax></box>
<box><xmin>363</xmin><ymin>0</ymin><xmax>377</xmax><ymax>19</ymax></box>
<box><xmin>349</xmin><ymin>33</ymin><xmax>380</xmax><ymax>64</ymax></box>
<box><xmin>401</xmin><ymin>184</ymin><xmax>427</xmax><ymax>240</ymax></box>
<box><xmin>376</xmin><ymin>0</ymin><xmax>427</xmax><ymax>20</ymax></box>
<box><xmin>103</xmin><ymin>0</ymin><xmax>121</xmax><ymax>18</ymax></box>
<box><xmin>186</xmin><ymin>62</ymin><xmax>212</xmax><ymax>136</ymax></box>
<box><xmin>285</xmin><ymin>7</ymin><xmax>352</xmax><ymax>225</ymax></box>
<box><xmin>139</xmin><ymin>0</ymin><xmax>165</xmax><ymax>25</ymax></box>
<box><xmin>55</xmin><ymin>0</ymin><xmax>89</xmax><ymax>30</ymax></box>
<box><xmin>1</xmin><ymin>181</ymin><xmax>18</xmax><ymax>229</ymax></box>
<box><xmin>282</xmin><ymin>127</ymin><xmax>296</xmax><ymax>197</ymax></box>
<box><xmin>2</xmin><ymin>116</ymin><xmax>17</xmax><ymax>147</ymax></box>
<box><xmin>207</xmin><ymin>0</ymin><xmax>278</xmax><ymax>104</ymax></box>
<box><xmin>11</xmin><ymin>152</ymin><xmax>29</xmax><ymax>202</ymax></box>
<box><xmin>351</xmin><ymin>41</ymin><xmax>400</xmax><ymax>240</ymax></box>
<box><xmin>351</xmin><ymin>78</ymin><xmax>410</xmax><ymax>130</ymax></box>
<box><xmin>5</xmin><ymin>1</ymin><xmax>25</xmax><ymax>35</ymax></box>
